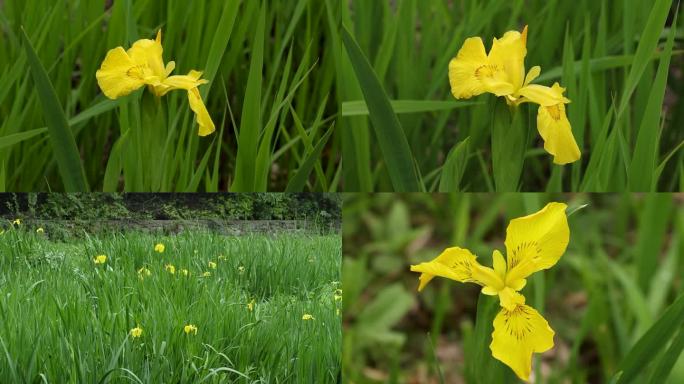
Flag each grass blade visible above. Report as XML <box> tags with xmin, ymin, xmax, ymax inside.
<box><xmin>614</xmin><ymin>291</ymin><xmax>684</xmax><ymax>384</ymax></box>
<box><xmin>341</xmin><ymin>100</ymin><xmax>482</xmax><ymax>117</ymax></box>
<box><xmin>21</xmin><ymin>28</ymin><xmax>88</xmax><ymax>191</ymax></box>
<box><xmin>341</xmin><ymin>26</ymin><xmax>420</xmax><ymax>192</ymax></box>
<box><xmin>285</xmin><ymin>123</ymin><xmax>335</xmax><ymax>192</ymax></box>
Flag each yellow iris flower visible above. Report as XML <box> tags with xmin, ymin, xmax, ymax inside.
<box><xmin>96</xmin><ymin>30</ymin><xmax>215</xmax><ymax>136</ymax></box>
<box><xmin>448</xmin><ymin>26</ymin><xmax>580</xmax><ymax>165</ymax></box>
<box><xmin>130</xmin><ymin>326</ymin><xmax>143</xmax><ymax>338</ymax></box>
<box><xmin>154</xmin><ymin>243</ymin><xmax>165</xmax><ymax>253</ymax></box>
<box><xmin>183</xmin><ymin>324</ymin><xmax>198</xmax><ymax>335</ymax></box>
<box><xmin>93</xmin><ymin>255</ymin><xmax>107</xmax><ymax>264</ymax></box>
<box><xmin>165</xmin><ymin>264</ymin><xmax>176</xmax><ymax>274</ymax></box>
<box><xmin>208</xmin><ymin>261</ymin><xmax>217</xmax><ymax>269</ymax></box>
<box><xmin>247</xmin><ymin>299</ymin><xmax>256</xmax><ymax>312</ymax></box>
<box><xmin>138</xmin><ymin>267</ymin><xmax>152</xmax><ymax>279</ymax></box>
<box><xmin>410</xmin><ymin>202</ymin><xmax>570</xmax><ymax>381</ymax></box>
<box><xmin>302</xmin><ymin>314</ymin><xmax>314</xmax><ymax>321</ymax></box>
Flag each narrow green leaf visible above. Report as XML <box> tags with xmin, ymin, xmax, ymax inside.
<box><xmin>614</xmin><ymin>291</ymin><xmax>684</xmax><ymax>384</ymax></box>
<box><xmin>0</xmin><ymin>128</ymin><xmax>48</xmax><ymax>150</ymax></box>
<box><xmin>230</xmin><ymin>3</ymin><xmax>264</xmax><ymax>192</ymax></box>
<box><xmin>21</xmin><ymin>28</ymin><xmax>88</xmax><ymax>192</ymax></box>
<box><xmin>201</xmin><ymin>0</ymin><xmax>241</xmax><ymax>99</ymax></box>
<box><xmin>648</xmin><ymin>325</ymin><xmax>684</xmax><ymax>383</ymax></box>
<box><xmin>628</xmin><ymin>7</ymin><xmax>677</xmax><ymax>191</ymax></box>
<box><xmin>341</xmin><ymin>27</ymin><xmax>420</xmax><ymax>191</ymax></box>
<box><xmin>285</xmin><ymin>123</ymin><xmax>335</xmax><ymax>192</ymax></box>
<box><xmin>341</xmin><ymin>100</ymin><xmax>482</xmax><ymax>116</ymax></box>
<box><xmin>438</xmin><ymin>137</ymin><xmax>469</xmax><ymax>192</ymax></box>
<box><xmin>617</xmin><ymin>0</ymin><xmax>673</xmax><ymax>118</ymax></box>
<box><xmin>491</xmin><ymin>99</ymin><xmax>525</xmax><ymax>192</ymax></box>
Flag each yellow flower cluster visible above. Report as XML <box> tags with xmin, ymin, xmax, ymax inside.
<box><xmin>449</xmin><ymin>26</ymin><xmax>580</xmax><ymax>165</ymax></box>
<box><xmin>411</xmin><ymin>202</ymin><xmax>570</xmax><ymax>381</ymax></box>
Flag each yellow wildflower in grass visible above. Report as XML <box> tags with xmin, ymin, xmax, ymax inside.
<box><xmin>180</xmin><ymin>269</ymin><xmax>189</xmax><ymax>277</ymax></box>
<box><xmin>12</xmin><ymin>218</ymin><xmax>20</xmax><ymax>225</ymax></box>
<box><xmin>138</xmin><ymin>267</ymin><xmax>152</xmax><ymax>279</ymax></box>
<box><xmin>448</xmin><ymin>26</ymin><xmax>580</xmax><ymax>165</ymax></box>
<box><xmin>154</xmin><ymin>243</ymin><xmax>165</xmax><ymax>253</ymax></box>
<box><xmin>93</xmin><ymin>255</ymin><xmax>107</xmax><ymax>264</ymax></box>
<box><xmin>96</xmin><ymin>30</ymin><xmax>215</xmax><ymax>136</ymax></box>
<box><xmin>247</xmin><ymin>299</ymin><xmax>256</xmax><ymax>312</ymax></box>
<box><xmin>165</xmin><ymin>264</ymin><xmax>176</xmax><ymax>274</ymax></box>
<box><xmin>183</xmin><ymin>324</ymin><xmax>198</xmax><ymax>335</ymax></box>
<box><xmin>238</xmin><ymin>266</ymin><xmax>245</xmax><ymax>274</ymax></box>
<box><xmin>130</xmin><ymin>326</ymin><xmax>143</xmax><ymax>338</ymax></box>
<box><xmin>208</xmin><ymin>261</ymin><xmax>217</xmax><ymax>269</ymax></box>
<box><xmin>302</xmin><ymin>314</ymin><xmax>315</xmax><ymax>321</ymax></box>
<box><xmin>36</xmin><ymin>227</ymin><xmax>44</xmax><ymax>234</ymax></box>
<box><xmin>201</xmin><ymin>271</ymin><xmax>211</xmax><ymax>277</ymax></box>
<box><xmin>410</xmin><ymin>202</ymin><xmax>570</xmax><ymax>381</ymax></box>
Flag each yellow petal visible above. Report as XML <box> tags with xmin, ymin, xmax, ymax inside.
<box><xmin>490</xmin><ymin>304</ymin><xmax>555</xmax><ymax>381</ymax></box>
<box><xmin>537</xmin><ymin>103</ymin><xmax>581</xmax><ymax>165</ymax></box>
<box><xmin>523</xmin><ymin>66</ymin><xmax>541</xmax><ymax>86</ymax></box>
<box><xmin>127</xmin><ymin>34</ymin><xmax>166</xmax><ymax>79</ymax></box>
<box><xmin>488</xmin><ymin>26</ymin><xmax>528</xmax><ymax>90</ymax></box>
<box><xmin>504</xmin><ymin>202</ymin><xmax>570</xmax><ymax>282</ymax></box>
<box><xmin>188</xmin><ymin>88</ymin><xmax>215</xmax><ymax>136</ymax></box>
<box><xmin>492</xmin><ymin>249</ymin><xmax>506</xmax><ymax>280</ymax></box>
<box><xmin>448</xmin><ymin>37</ymin><xmax>489</xmax><ymax>99</ymax></box>
<box><xmin>497</xmin><ymin>287</ymin><xmax>526</xmax><ymax>310</ymax></box>
<box><xmin>410</xmin><ymin>247</ymin><xmax>504</xmax><ymax>292</ymax></box>
<box><xmin>163</xmin><ymin>73</ymin><xmax>209</xmax><ymax>91</ymax></box>
<box><xmin>95</xmin><ymin>47</ymin><xmax>146</xmax><ymax>99</ymax></box>
<box><xmin>517</xmin><ymin>83</ymin><xmax>571</xmax><ymax>106</ymax></box>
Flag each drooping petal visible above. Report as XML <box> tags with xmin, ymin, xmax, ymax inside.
<box><xmin>488</xmin><ymin>26</ymin><xmax>528</xmax><ymax>90</ymax></box>
<box><xmin>517</xmin><ymin>83</ymin><xmax>571</xmax><ymax>106</ymax></box>
<box><xmin>490</xmin><ymin>304</ymin><xmax>555</xmax><ymax>381</ymax></box>
<box><xmin>188</xmin><ymin>88</ymin><xmax>215</xmax><ymax>136</ymax></box>
<box><xmin>96</xmin><ymin>47</ymin><xmax>146</xmax><ymax>99</ymax></box>
<box><xmin>504</xmin><ymin>202</ymin><xmax>570</xmax><ymax>282</ymax></box>
<box><xmin>448</xmin><ymin>37</ymin><xmax>489</xmax><ymax>99</ymax></box>
<box><xmin>537</xmin><ymin>102</ymin><xmax>581</xmax><ymax>164</ymax></box>
<box><xmin>410</xmin><ymin>247</ymin><xmax>504</xmax><ymax>292</ymax></box>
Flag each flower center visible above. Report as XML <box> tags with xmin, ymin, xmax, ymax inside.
<box><xmin>126</xmin><ymin>65</ymin><xmax>148</xmax><ymax>80</ymax></box>
<box><xmin>475</xmin><ymin>64</ymin><xmax>500</xmax><ymax>79</ymax></box>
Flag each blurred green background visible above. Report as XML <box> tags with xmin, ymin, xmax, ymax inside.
<box><xmin>343</xmin><ymin>193</ymin><xmax>684</xmax><ymax>383</ymax></box>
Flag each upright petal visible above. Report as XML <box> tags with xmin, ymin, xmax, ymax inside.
<box><xmin>504</xmin><ymin>203</ymin><xmax>570</xmax><ymax>282</ymax></box>
<box><xmin>488</xmin><ymin>26</ymin><xmax>528</xmax><ymax>90</ymax></box>
<box><xmin>188</xmin><ymin>88</ymin><xmax>215</xmax><ymax>136</ymax></box>
<box><xmin>127</xmin><ymin>32</ymin><xmax>166</xmax><ymax>79</ymax></box>
<box><xmin>96</xmin><ymin>47</ymin><xmax>146</xmax><ymax>99</ymax></box>
<box><xmin>410</xmin><ymin>247</ymin><xmax>504</xmax><ymax>292</ymax></box>
<box><xmin>537</xmin><ymin>103</ymin><xmax>581</xmax><ymax>164</ymax></box>
<box><xmin>490</xmin><ymin>304</ymin><xmax>555</xmax><ymax>381</ymax></box>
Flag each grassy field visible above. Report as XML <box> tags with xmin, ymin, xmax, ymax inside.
<box><xmin>0</xmin><ymin>225</ymin><xmax>341</xmax><ymax>382</ymax></box>
<box><xmin>343</xmin><ymin>193</ymin><xmax>684</xmax><ymax>383</ymax></box>
<box><xmin>339</xmin><ymin>1</ymin><xmax>684</xmax><ymax>192</ymax></box>
<box><xmin>0</xmin><ymin>0</ymin><xmax>340</xmax><ymax>192</ymax></box>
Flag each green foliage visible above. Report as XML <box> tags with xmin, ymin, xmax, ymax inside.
<box><xmin>343</xmin><ymin>194</ymin><xmax>684</xmax><ymax>383</ymax></box>
<box><xmin>0</xmin><ymin>0</ymin><xmax>339</xmax><ymax>192</ymax></box>
<box><xmin>0</xmin><ymin>227</ymin><xmax>342</xmax><ymax>382</ymax></box>
<box><xmin>340</xmin><ymin>0</ymin><xmax>683</xmax><ymax>192</ymax></box>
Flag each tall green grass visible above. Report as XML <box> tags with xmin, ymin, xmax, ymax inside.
<box><xmin>0</xmin><ymin>0</ymin><xmax>339</xmax><ymax>192</ymax></box>
<box><xmin>342</xmin><ymin>193</ymin><xmax>684</xmax><ymax>383</ymax></box>
<box><xmin>340</xmin><ymin>1</ymin><xmax>683</xmax><ymax>192</ymax></box>
<box><xmin>0</xmin><ymin>226</ymin><xmax>342</xmax><ymax>382</ymax></box>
